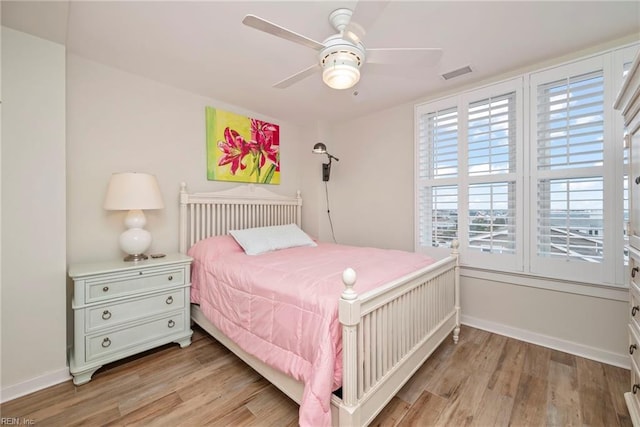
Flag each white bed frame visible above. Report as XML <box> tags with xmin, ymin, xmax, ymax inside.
<box><xmin>178</xmin><ymin>183</ymin><xmax>460</xmax><ymax>426</ymax></box>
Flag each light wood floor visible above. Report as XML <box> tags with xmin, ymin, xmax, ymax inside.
<box><xmin>1</xmin><ymin>325</ymin><xmax>632</xmax><ymax>426</ymax></box>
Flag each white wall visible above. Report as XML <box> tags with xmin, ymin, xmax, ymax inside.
<box><xmin>66</xmin><ymin>54</ymin><xmax>307</xmax><ymax>265</ymax></box>
<box><xmin>1</xmin><ymin>27</ymin><xmax>68</xmax><ymax>400</ymax></box>
<box><xmin>299</xmin><ymin>121</ymin><xmax>336</xmax><ymax>240</ymax></box>
<box><xmin>461</xmin><ymin>274</ymin><xmax>627</xmax><ymax>366</ymax></box>
<box><xmin>324</xmin><ymin>104</ymin><xmax>415</xmax><ymax>250</ymax></box>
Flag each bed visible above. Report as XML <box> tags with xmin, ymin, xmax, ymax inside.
<box><xmin>178</xmin><ymin>183</ymin><xmax>460</xmax><ymax>426</ymax></box>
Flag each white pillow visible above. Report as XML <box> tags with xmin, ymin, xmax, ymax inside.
<box><xmin>229</xmin><ymin>223</ymin><xmax>317</xmax><ymax>255</ymax></box>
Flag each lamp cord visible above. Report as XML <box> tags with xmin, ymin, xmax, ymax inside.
<box><xmin>325</xmin><ymin>181</ymin><xmax>337</xmax><ymax>243</ymax></box>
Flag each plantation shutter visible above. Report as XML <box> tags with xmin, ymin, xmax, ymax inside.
<box><xmin>535</xmin><ymin>70</ymin><xmax>605</xmax><ymax>262</ymax></box>
<box><xmin>467</xmin><ymin>92</ymin><xmax>517</xmax><ymax>255</ymax></box>
<box><xmin>416</xmin><ymin>106</ymin><xmax>459</xmax><ymax>248</ymax></box>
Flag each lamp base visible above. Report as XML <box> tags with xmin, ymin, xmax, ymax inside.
<box><xmin>123</xmin><ymin>253</ymin><xmax>149</xmax><ymax>262</ymax></box>
<box><xmin>119</xmin><ymin>210</ymin><xmax>152</xmax><ymax>262</ymax></box>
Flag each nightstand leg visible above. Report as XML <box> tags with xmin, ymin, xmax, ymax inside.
<box><xmin>71</xmin><ymin>366</ymin><xmax>101</xmax><ymax>385</ymax></box>
<box><xmin>174</xmin><ymin>334</ymin><xmax>192</xmax><ymax>348</ymax></box>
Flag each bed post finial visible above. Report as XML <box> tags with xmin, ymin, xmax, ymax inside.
<box><xmin>451</xmin><ymin>239</ymin><xmax>459</xmax><ymax>255</ymax></box>
<box><xmin>341</xmin><ymin>268</ymin><xmax>358</xmax><ymax>300</ymax></box>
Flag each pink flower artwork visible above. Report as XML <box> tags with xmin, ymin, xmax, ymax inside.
<box><xmin>206</xmin><ymin>107</ymin><xmax>280</xmax><ymax>184</ymax></box>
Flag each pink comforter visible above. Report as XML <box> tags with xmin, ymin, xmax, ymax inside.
<box><xmin>189</xmin><ymin>235</ymin><xmax>435</xmax><ymax>426</ymax></box>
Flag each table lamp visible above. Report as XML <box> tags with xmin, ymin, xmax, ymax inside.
<box><xmin>103</xmin><ymin>172</ymin><xmax>164</xmax><ymax>261</ymax></box>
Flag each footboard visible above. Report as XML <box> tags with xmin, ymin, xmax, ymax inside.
<box><xmin>337</xmin><ymin>243</ymin><xmax>460</xmax><ymax>425</ymax></box>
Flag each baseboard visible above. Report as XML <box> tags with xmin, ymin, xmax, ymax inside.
<box><xmin>461</xmin><ymin>314</ymin><xmax>630</xmax><ymax>369</ymax></box>
<box><xmin>1</xmin><ymin>367</ymin><xmax>71</xmax><ymax>403</ymax></box>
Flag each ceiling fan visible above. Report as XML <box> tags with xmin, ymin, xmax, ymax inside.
<box><xmin>242</xmin><ymin>1</ymin><xmax>442</xmax><ymax>91</ymax></box>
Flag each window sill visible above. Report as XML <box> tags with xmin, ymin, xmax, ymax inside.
<box><xmin>460</xmin><ymin>266</ymin><xmax>628</xmax><ymax>302</ymax></box>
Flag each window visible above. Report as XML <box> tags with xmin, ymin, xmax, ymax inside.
<box><xmin>530</xmin><ymin>65</ymin><xmax>606</xmax><ymax>282</ymax></box>
<box><xmin>416</xmin><ymin>103</ymin><xmax>459</xmax><ymax>249</ymax></box>
<box><xmin>416</xmin><ymin>43</ymin><xmax>638</xmax><ymax>287</ymax></box>
<box><xmin>416</xmin><ymin>79</ymin><xmax>522</xmax><ymax>271</ymax></box>
<box><xmin>466</xmin><ymin>91</ymin><xmax>518</xmax><ymax>258</ymax></box>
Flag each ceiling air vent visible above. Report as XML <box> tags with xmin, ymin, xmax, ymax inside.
<box><xmin>441</xmin><ymin>65</ymin><xmax>473</xmax><ymax>81</ymax></box>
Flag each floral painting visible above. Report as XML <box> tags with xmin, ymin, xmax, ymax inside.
<box><xmin>206</xmin><ymin>107</ymin><xmax>280</xmax><ymax>184</ymax></box>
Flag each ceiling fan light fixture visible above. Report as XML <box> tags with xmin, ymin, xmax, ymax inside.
<box><xmin>322</xmin><ymin>60</ymin><xmax>360</xmax><ymax>90</ymax></box>
<box><xmin>243</xmin><ymin>5</ymin><xmax>443</xmax><ymax>91</ymax></box>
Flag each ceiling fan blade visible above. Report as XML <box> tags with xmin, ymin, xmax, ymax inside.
<box><xmin>273</xmin><ymin>64</ymin><xmax>321</xmax><ymax>89</ymax></box>
<box><xmin>243</xmin><ymin>14</ymin><xmax>325</xmax><ymax>51</ymax></box>
<box><xmin>366</xmin><ymin>48</ymin><xmax>443</xmax><ymax>66</ymax></box>
<box><xmin>343</xmin><ymin>0</ymin><xmax>390</xmax><ymax>44</ymax></box>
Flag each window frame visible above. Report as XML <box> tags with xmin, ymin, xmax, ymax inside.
<box><xmin>528</xmin><ymin>55</ymin><xmax>609</xmax><ymax>284</ymax></box>
<box><xmin>415</xmin><ymin>42</ymin><xmax>639</xmax><ymax>289</ymax></box>
<box><xmin>460</xmin><ymin>80</ymin><xmax>523</xmax><ymax>271</ymax></box>
<box><xmin>415</xmin><ymin>78</ymin><xmax>523</xmax><ymax>272</ymax></box>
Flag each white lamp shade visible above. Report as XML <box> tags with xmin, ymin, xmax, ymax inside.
<box><xmin>103</xmin><ymin>172</ymin><xmax>164</xmax><ymax>210</ymax></box>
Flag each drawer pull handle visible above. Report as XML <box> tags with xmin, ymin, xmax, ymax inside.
<box><xmin>635</xmin><ymin>176</ymin><xmax>640</xmax><ymax>185</ymax></box>
<box><xmin>633</xmin><ymin>306</ymin><xmax>639</xmax><ymax>317</ymax></box>
<box><xmin>631</xmin><ymin>344</ymin><xmax>637</xmax><ymax>355</ymax></box>
<box><xmin>168</xmin><ymin>320</ymin><xmax>175</xmax><ymax>328</ymax></box>
<box><xmin>168</xmin><ymin>275</ymin><xmax>173</xmax><ymax>281</ymax></box>
<box><xmin>101</xmin><ymin>337</ymin><xmax>111</xmax><ymax>348</ymax></box>
<box><xmin>634</xmin><ymin>384</ymin><xmax>640</xmax><ymax>394</ymax></box>
<box><xmin>102</xmin><ymin>310</ymin><xmax>112</xmax><ymax>320</ymax></box>
<box><xmin>633</xmin><ymin>267</ymin><xmax>639</xmax><ymax>278</ymax></box>
<box><xmin>103</xmin><ymin>286</ymin><xmax>109</xmax><ymax>292</ymax></box>
<box><xmin>166</xmin><ymin>296</ymin><xmax>174</xmax><ymax>305</ymax></box>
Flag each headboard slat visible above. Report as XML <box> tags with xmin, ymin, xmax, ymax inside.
<box><xmin>178</xmin><ymin>183</ymin><xmax>303</xmax><ymax>253</ymax></box>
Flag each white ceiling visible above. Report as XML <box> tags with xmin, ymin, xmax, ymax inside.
<box><xmin>3</xmin><ymin>1</ymin><xmax>640</xmax><ymax>125</ymax></box>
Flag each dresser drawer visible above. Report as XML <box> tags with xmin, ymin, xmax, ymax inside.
<box><xmin>631</xmin><ymin>255</ymin><xmax>640</xmax><ymax>290</ymax></box>
<box><xmin>631</xmin><ymin>324</ymin><xmax>640</xmax><ymax>370</ymax></box>
<box><xmin>629</xmin><ymin>354</ymin><xmax>640</xmax><ymax>415</ymax></box>
<box><xmin>85</xmin><ymin>268</ymin><xmax>184</xmax><ymax>303</ymax></box>
<box><xmin>86</xmin><ymin>289</ymin><xmax>185</xmax><ymax>333</ymax></box>
<box><xmin>86</xmin><ymin>311</ymin><xmax>187</xmax><ymax>362</ymax></box>
<box><xmin>631</xmin><ymin>285</ymin><xmax>640</xmax><ymax>333</ymax></box>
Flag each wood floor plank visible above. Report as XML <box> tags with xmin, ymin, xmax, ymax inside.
<box><xmin>579</xmin><ymin>382</ymin><xmax>622</xmax><ymax>427</ymax></box>
<box><xmin>175</xmin><ymin>378</ymin><xmax>268</xmax><ymax>426</ymax></box>
<box><xmin>468</xmin><ymin>332</ymin><xmax>507</xmax><ymax>375</ymax></box>
<box><xmin>244</xmin><ymin>384</ymin><xmax>299</xmax><ymax>426</ymax></box>
<box><xmin>109</xmin><ymin>391</ymin><xmax>183</xmax><ymax>426</ymax></box>
<box><xmin>546</xmin><ymin>359</ymin><xmax>582</xmax><ymax>426</ymax></box>
<box><xmin>396</xmin><ymin>334</ymin><xmax>457</xmax><ymax>404</ymax></box>
<box><xmin>486</xmin><ymin>337</ymin><xmax>526</xmax><ymax>399</ymax></box>
<box><xmin>396</xmin><ymin>390</ymin><xmax>448</xmax><ymax>426</ymax></box>
<box><xmin>472</xmin><ymin>388</ymin><xmax>515</xmax><ymax>426</ymax></box>
<box><xmin>604</xmin><ymin>363</ymin><xmax>634</xmax><ymax>426</ymax></box>
<box><xmin>368</xmin><ymin>396</ymin><xmax>410</xmax><ymax>427</ymax></box>
<box><xmin>509</xmin><ymin>373</ymin><xmax>548</xmax><ymax>426</ymax></box>
<box><xmin>0</xmin><ymin>325</ymin><xmax>631</xmax><ymax>427</ymax></box>
<box><xmin>433</xmin><ymin>370</ymin><xmax>492</xmax><ymax>426</ymax></box>
<box><xmin>521</xmin><ymin>341</ymin><xmax>552</xmax><ymax>380</ymax></box>
<box><xmin>207</xmin><ymin>405</ymin><xmax>257</xmax><ymax>426</ymax></box>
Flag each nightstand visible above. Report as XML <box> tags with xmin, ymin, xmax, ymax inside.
<box><xmin>68</xmin><ymin>253</ymin><xmax>193</xmax><ymax>385</ymax></box>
